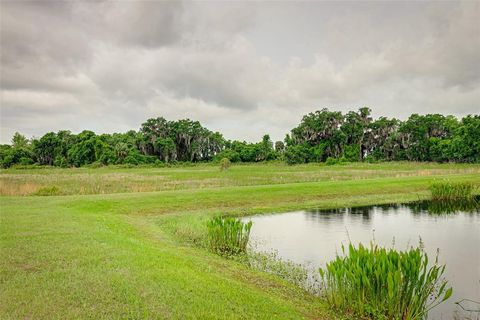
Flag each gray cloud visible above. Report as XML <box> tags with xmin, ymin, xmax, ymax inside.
<box><xmin>1</xmin><ymin>1</ymin><xmax>479</xmax><ymax>144</ymax></box>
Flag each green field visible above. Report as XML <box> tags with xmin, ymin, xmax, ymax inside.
<box><xmin>1</xmin><ymin>162</ymin><xmax>480</xmax><ymax>319</ymax></box>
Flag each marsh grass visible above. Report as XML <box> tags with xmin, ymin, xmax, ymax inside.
<box><xmin>319</xmin><ymin>243</ymin><xmax>452</xmax><ymax>320</ymax></box>
<box><xmin>206</xmin><ymin>217</ymin><xmax>252</xmax><ymax>256</ymax></box>
<box><xmin>430</xmin><ymin>181</ymin><xmax>477</xmax><ymax>201</ymax></box>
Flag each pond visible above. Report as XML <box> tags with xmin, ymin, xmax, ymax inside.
<box><xmin>243</xmin><ymin>200</ymin><xmax>480</xmax><ymax>319</ymax></box>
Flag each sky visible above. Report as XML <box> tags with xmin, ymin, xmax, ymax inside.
<box><xmin>1</xmin><ymin>1</ymin><xmax>479</xmax><ymax>144</ymax></box>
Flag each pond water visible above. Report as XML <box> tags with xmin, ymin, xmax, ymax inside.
<box><xmin>244</xmin><ymin>201</ymin><xmax>480</xmax><ymax>319</ymax></box>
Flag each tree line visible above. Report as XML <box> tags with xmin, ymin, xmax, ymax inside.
<box><xmin>1</xmin><ymin>108</ymin><xmax>479</xmax><ymax>168</ymax></box>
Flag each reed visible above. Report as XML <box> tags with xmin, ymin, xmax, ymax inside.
<box><xmin>430</xmin><ymin>181</ymin><xmax>476</xmax><ymax>201</ymax></box>
<box><xmin>206</xmin><ymin>217</ymin><xmax>252</xmax><ymax>256</ymax></box>
<box><xmin>319</xmin><ymin>243</ymin><xmax>452</xmax><ymax>320</ymax></box>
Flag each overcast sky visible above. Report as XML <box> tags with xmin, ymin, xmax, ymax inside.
<box><xmin>1</xmin><ymin>1</ymin><xmax>479</xmax><ymax>144</ymax></box>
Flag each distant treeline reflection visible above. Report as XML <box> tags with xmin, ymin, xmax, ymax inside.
<box><xmin>306</xmin><ymin>197</ymin><xmax>480</xmax><ymax>220</ymax></box>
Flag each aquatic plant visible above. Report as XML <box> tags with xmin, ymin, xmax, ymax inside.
<box><xmin>207</xmin><ymin>217</ymin><xmax>252</xmax><ymax>256</ymax></box>
<box><xmin>430</xmin><ymin>181</ymin><xmax>477</xmax><ymax>201</ymax></box>
<box><xmin>319</xmin><ymin>243</ymin><xmax>452</xmax><ymax>320</ymax></box>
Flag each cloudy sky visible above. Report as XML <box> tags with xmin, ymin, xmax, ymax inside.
<box><xmin>1</xmin><ymin>1</ymin><xmax>479</xmax><ymax>144</ymax></box>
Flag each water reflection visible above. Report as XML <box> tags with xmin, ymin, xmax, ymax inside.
<box><xmin>245</xmin><ymin>199</ymin><xmax>480</xmax><ymax>320</ymax></box>
<box><xmin>408</xmin><ymin>196</ymin><xmax>480</xmax><ymax>215</ymax></box>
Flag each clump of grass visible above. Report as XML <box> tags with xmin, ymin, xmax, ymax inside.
<box><xmin>219</xmin><ymin>158</ymin><xmax>231</xmax><ymax>171</ymax></box>
<box><xmin>430</xmin><ymin>181</ymin><xmax>476</xmax><ymax>201</ymax></box>
<box><xmin>207</xmin><ymin>217</ymin><xmax>252</xmax><ymax>256</ymax></box>
<box><xmin>34</xmin><ymin>186</ymin><xmax>60</xmax><ymax>196</ymax></box>
<box><xmin>319</xmin><ymin>243</ymin><xmax>452</xmax><ymax>320</ymax></box>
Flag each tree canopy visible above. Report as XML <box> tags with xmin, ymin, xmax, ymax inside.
<box><xmin>1</xmin><ymin>110</ymin><xmax>479</xmax><ymax>168</ymax></box>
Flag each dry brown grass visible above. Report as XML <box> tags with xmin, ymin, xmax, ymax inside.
<box><xmin>0</xmin><ymin>182</ymin><xmax>40</xmax><ymax>196</ymax></box>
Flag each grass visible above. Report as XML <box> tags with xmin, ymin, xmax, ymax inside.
<box><xmin>1</xmin><ymin>161</ymin><xmax>479</xmax><ymax>196</ymax></box>
<box><xmin>319</xmin><ymin>243</ymin><xmax>452</xmax><ymax>320</ymax></box>
<box><xmin>430</xmin><ymin>181</ymin><xmax>477</xmax><ymax>201</ymax></box>
<box><xmin>1</xmin><ymin>162</ymin><xmax>479</xmax><ymax>319</ymax></box>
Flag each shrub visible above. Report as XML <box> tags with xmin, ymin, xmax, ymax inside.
<box><xmin>34</xmin><ymin>186</ymin><xmax>61</xmax><ymax>196</ymax></box>
<box><xmin>284</xmin><ymin>144</ymin><xmax>310</xmax><ymax>165</ymax></box>
<box><xmin>87</xmin><ymin>161</ymin><xmax>104</xmax><ymax>169</ymax></box>
<box><xmin>219</xmin><ymin>158</ymin><xmax>231</xmax><ymax>171</ymax></box>
<box><xmin>53</xmin><ymin>155</ymin><xmax>69</xmax><ymax>168</ymax></box>
<box><xmin>325</xmin><ymin>157</ymin><xmax>338</xmax><ymax>165</ymax></box>
<box><xmin>343</xmin><ymin>144</ymin><xmax>360</xmax><ymax>162</ymax></box>
<box><xmin>18</xmin><ymin>157</ymin><xmax>34</xmax><ymax>165</ymax></box>
<box><xmin>214</xmin><ymin>149</ymin><xmax>241</xmax><ymax>162</ymax></box>
<box><xmin>207</xmin><ymin>217</ymin><xmax>252</xmax><ymax>256</ymax></box>
<box><xmin>319</xmin><ymin>243</ymin><xmax>452</xmax><ymax>320</ymax></box>
<box><xmin>430</xmin><ymin>181</ymin><xmax>476</xmax><ymax>201</ymax></box>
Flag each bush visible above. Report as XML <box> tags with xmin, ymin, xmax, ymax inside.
<box><xmin>18</xmin><ymin>157</ymin><xmax>34</xmax><ymax>165</ymax></box>
<box><xmin>319</xmin><ymin>243</ymin><xmax>452</xmax><ymax>319</ymax></box>
<box><xmin>215</xmin><ymin>149</ymin><xmax>241</xmax><ymax>162</ymax></box>
<box><xmin>343</xmin><ymin>144</ymin><xmax>360</xmax><ymax>162</ymax></box>
<box><xmin>34</xmin><ymin>186</ymin><xmax>61</xmax><ymax>196</ymax></box>
<box><xmin>87</xmin><ymin>161</ymin><xmax>104</xmax><ymax>169</ymax></box>
<box><xmin>207</xmin><ymin>217</ymin><xmax>252</xmax><ymax>256</ymax></box>
<box><xmin>284</xmin><ymin>145</ymin><xmax>310</xmax><ymax>165</ymax></box>
<box><xmin>219</xmin><ymin>158</ymin><xmax>231</xmax><ymax>171</ymax></box>
<box><xmin>325</xmin><ymin>157</ymin><xmax>338</xmax><ymax>165</ymax></box>
<box><xmin>53</xmin><ymin>156</ymin><xmax>69</xmax><ymax>168</ymax></box>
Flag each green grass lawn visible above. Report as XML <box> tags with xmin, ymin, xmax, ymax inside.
<box><xmin>1</xmin><ymin>162</ymin><xmax>479</xmax><ymax>319</ymax></box>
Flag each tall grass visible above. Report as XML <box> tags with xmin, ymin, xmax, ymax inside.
<box><xmin>430</xmin><ymin>181</ymin><xmax>476</xmax><ymax>201</ymax></box>
<box><xmin>206</xmin><ymin>217</ymin><xmax>252</xmax><ymax>256</ymax></box>
<box><xmin>319</xmin><ymin>243</ymin><xmax>452</xmax><ymax>320</ymax></box>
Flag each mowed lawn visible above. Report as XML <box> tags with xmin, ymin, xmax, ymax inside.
<box><xmin>1</xmin><ymin>162</ymin><xmax>480</xmax><ymax>319</ymax></box>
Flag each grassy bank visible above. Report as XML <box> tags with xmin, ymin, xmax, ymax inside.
<box><xmin>1</xmin><ymin>162</ymin><xmax>479</xmax><ymax>319</ymax></box>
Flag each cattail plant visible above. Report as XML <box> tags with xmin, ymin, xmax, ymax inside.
<box><xmin>319</xmin><ymin>243</ymin><xmax>452</xmax><ymax>320</ymax></box>
<box><xmin>207</xmin><ymin>217</ymin><xmax>252</xmax><ymax>256</ymax></box>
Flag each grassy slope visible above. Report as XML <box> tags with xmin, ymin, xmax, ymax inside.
<box><xmin>1</xmin><ymin>162</ymin><xmax>479</xmax><ymax>319</ymax></box>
